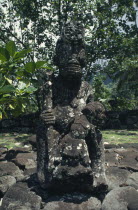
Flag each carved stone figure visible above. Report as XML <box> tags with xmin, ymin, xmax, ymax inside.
<box><xmin>37</xmin><ymin>21</ymin><xmax>107</xmax><ymax>193</ymax></box>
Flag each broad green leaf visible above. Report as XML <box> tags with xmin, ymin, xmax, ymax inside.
<box><xmin>14</xmin><ymin>49</ymin><xmax>31</xmax><ymax>60</ymax></box>
<box><xmin>0</xmin><ymin>47</ymin><xmax>10</xmax><ymax>61</ymax></box>
<box><xmin>31</xmin><ymin>79</ymin><xmax>39</xmax><ymax>87</ymax></box>
<box><xmin>22</xmin><ymin>104</ymin><xmax>26</xmax><ymax>109</ymax></box>
<box><xmin>9</xmin><ymin>104</ymin><xmax>14</xmax><ymax>109</ymax></box>
<box><xmin>0</xmin><ymin>106</ymin><xmax>8</xmax><ymax>118</ymax></box>
<box><xmin>16</xmin><ymin>70</ymin><xmax>25</xmax><ymax>77</ymax></box>
<box><xmin>0</xmin><ymin>97</ymin><xmax>10</xmax><ymax>103</ymax></box>
<box><xmin>4</xmin><ymin>77</ymin><xmax>12</xmax><ymax>84</ymax></box>
<box><xmin>25</xmin><ymin>86</ymin><xmax>37</xmax><ymax>93</ymax></box>
<box><xmin>6</xmin><ymin>41</ymin><xmax>17</xmax><ymax>57</ymax></box>
<box><xmin>0</xmin><ymin>80</ymin><xmax>5</xmax><ymax>89</ymax></box>
<box><xmin>35</xmin><ymin>61</ymin><xmax>47</xmax><ymax>69</ymax></box>
<box><xmin>21</xmin><ymin>79</ymin><xmax>30</xmax><ymax>86</ymax></box>
<box><xmin>3</xmin><ymin>94</ymin><xmax>11</xmax><ymax>97</ymax></box>
<box><xmin>16</xmin><ymin>76</ymin><xmax>22</xmax><ymax>80</ymax></box>
<box><xmin>0</xmin><ymin>111</ymin><xmax>2</xmax><ymax>120</ymax></box>
<box><xmin>12</xmin><ymin>106</ymin><xmax>22</xmax><ymax>117</ymax></box>
<box><xmin>42</xmin><ymin>66</ymin><xmax>54</xmax><ymax>70</ymax></box>
<box><xmin>25</xmin><ymin>62</ymin><xmax>36</xmax><ymax>73</ymax></box>
<box><xmin>21</xmin><ymin>103</ymin><xmax>26</xmax><ymax>112</ymax></box>
<box><xmin>0</xmin><ymin>85</ymin><xmax>16</xmax><ymax>94</ymax></box>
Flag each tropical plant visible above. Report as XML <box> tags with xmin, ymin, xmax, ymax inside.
<box><xmin>0</xmin><ymin>0</ymin><xmax>138</xmax><ymax>111</ymax></box>
<box><xmin>115</xmin><ymin>56</ymin><xmax>138</xmax><ymax>95</ymax></box>
<box><xmin>92</xmin><ymin>73</ymin><xmax>113</xmax><ymax>110</ymax></box>
<box><xmin>0</xmin><ymin>41</ymin><xmax>48</xmax><ymax>119</ymax></box>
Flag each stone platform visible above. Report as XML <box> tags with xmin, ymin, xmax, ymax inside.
<box><xmin>0</xmin><ymin>136</ymin><xmax>138</xmax><ymax>210</ymax></box>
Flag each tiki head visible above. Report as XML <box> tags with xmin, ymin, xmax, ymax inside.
<box><xmin>54</xmin><ymin>21</ymin><xmax>86</xmax><ymax>80</ymax></box>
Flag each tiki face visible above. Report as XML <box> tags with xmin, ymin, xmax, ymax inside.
<box><xmin>54</xmin><ymin>21</ymin><xmax>86</xmax><ymax>80</ymax></box>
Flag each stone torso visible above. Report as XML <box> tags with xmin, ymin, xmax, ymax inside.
<box><xmin>52</xmin><ymin>77</ymin><xmax>93</xmax><ymax>134</ymax></box>
<box><xmin>37</xmin><ymin>21</ymin><xmax>107</xmax><ymax>192</ymax></box>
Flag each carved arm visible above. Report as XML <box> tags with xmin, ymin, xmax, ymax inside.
<box><xmin>82</xmin><ymin>101</ymin><xmax>106</xmax><ymax>128</ymax></box>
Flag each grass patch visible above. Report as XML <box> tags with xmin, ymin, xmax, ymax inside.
<box><xmin>0</xmin><ymin>130</ymin><xmax>138</xmax><ymax>149</ymax></box>
<box><xmin>0</xmin><ymin>133</ymin><xmax>32</xmax><ymax>149</ymax></box>
<box><xmin>102</xmin><ymin>130</ymin><xmax>138</xmax><ymax>145</ymax></box>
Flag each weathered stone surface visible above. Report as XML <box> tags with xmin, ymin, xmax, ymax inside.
<box><xmin>43</xmin><ymin>194</ymin><xmax>101</xmax><ymax>210</ymax></box>
<box><xmin>1</xmin><ymin>205</ymin><xmax>32</xmax><ymax>210</ymax></box>
<box><xmin>116</xmin><ymin>148</ymin><xmax>138</xmax><ymax>170</ymax></box>
<box><xmin>1</xmin><ymin>119</ymin><xmax>19</xmax><ymax>128</ymax></box>
<box><xmin>0</xmin><ymin>148</ymin><xmax>7</xmax><ymax>155</ymax></box>
<box><xmin>12</xmin><ymin>152</ymin><xmax>37</xmax><ymax>170</ymax></box>
<box><xmin>105</xmin><ymin>148</ymin><xmax>138</xmax><ymax>170</ymax></box>
<box><xmin>118</xmin><ymin>149</ymin><xmax>138</xmax><ymax>170</ymax></box>
<box><xmin>105</xmin><ymin>143</ymin><xmax>138</xmax><ymax>150</ymax></box>
<box><xmin>5</xmin><ymin>147</ymin><xmax>32</xmax><ymax>161</ymax></box>
<box><xmin>0</xmin><ymin>162</ymin><xmax>24</xmax><ymax>181</ymax></box>
<box><xmin>0</xmin><ymin>147</ymin><xmax>7</xmax><ymax>161</ymax></box>
<box><xmin>23</xmin><ymin>168</ymin><xmax>37</xmax><ymax>178</ymax></box>
<box><xmin>119</xmin><ymin>143</ymin><xmax>138</xmax><ymax>150</ymax></box>
<box><xmin>127</xmin><ymin>115</ymin><xmax>138</xmax><ymax>128</ymax></box>
<box><xmin>82</xmin><ymin>101</ymin><xmax>106</xmax><ymax>127</ymax></box>
<box><xmin>0</xmin><ymin>154</ymin><xmax>6</xmax><ymax>161</ymax></box>
<box><xmin>105</xmin><ymin>149</ymin><xmax>119</xmax><ymax>167</ymax></box>
<box><xmin>1</xmin><ymin>182</ymin><xmax>41</xmax><ymax>210</ymax></box>
<box><xmin>13</xmin><ymin>146</ymin><xmax>32</xmax><ymax>152</ymax></box>
<box><xmin>126</xmin><ymin>172</ymin><xmax>138</xmax><ymax>190</ymax></box>
<box><xmin>104</xmin><ymin>112</ymin><xmax>121</xmax><ymax>129</ymax></box>
<box><xmin>103</xmin><ymin>110</ymin><xmax>138</xmax><ymax>130</ymax></box>
<box><xmin>28</xmin><ymin>135</ymin><xmax>37</xmax><ymax>149</ymax></box>
<box><xmin>104</xmin><ymin>144</ymin><xmax>120</xmax><ymax>149</ymax></box>
<box><xmin>37</xmin><ymin>21</ymin><xmax>107</xmax><ymax>192</ymax></box>
<box><xmin>101</xmin><ymin>186</ymin><xmax>138</xmax><ymax>210</ymax></box>
<box><xmin>0</xmin><ymin>176</ymin><xmax>16</xmax><ymax>196</ymax></box>
<box><xmin>105</xmin><ymin>167</ymin><xmax>130</xmax><ymax>190</ymax></box>
<box><xmin>0</xmin><ymin>198</ymin><xmax>3</xmax><ymax>207</ymax></box>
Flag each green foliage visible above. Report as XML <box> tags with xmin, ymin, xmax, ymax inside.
<box><xmin>0</xmin><ymin>133</ymin><xmax>32</xmax><ymax>149</ymax></box>
<box><xmin>92</xmin><ymin>73</ymin><xmax>113</xmax><ymax>110</ymax></box>
<box><xmin>115</xmin><ymin>56</ymin><xmax>138</xmax><ymax>94</ymax></box>
<box><xmin>0</xmin><ymin>0</ymin><xmax>137</xmax><ymax>68</ymax></box>
<box><xmin>6</xmin><ymin>41</ymin><xmax>17</xmax><ymax>56</ymax></box>
<box><xmin>102</xmin><ymin>54</ymin><xmax>138</xmax><ymax>110</ymax></box>
<box><xmin>0</xmin><ymin>0</ymin><xmax>138</xmax><ymax>111</ymax></box>
<box><xmin>0</xmin><ymin>41</ymin><xmax>48</xmax><ymax>119</ymax></box>
<box><xmin>0</xmin><ymin>47</ymin><xmax>10</xmax><ymax>61</ymax></box>
<box><xmin>102</xmin><ymin>130</ymin><xmax>138</xmax><ymax>145</ymax></box>
<box><xmin>92</xmin><ymin>70</ymin><xmax>138</xmax><ymax>111</ymax></box>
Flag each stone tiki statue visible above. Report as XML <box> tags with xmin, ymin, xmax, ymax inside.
<box><xmin>37</xmin><ymin>21</ymin><xmax>107</xmax><ymax>193</ymax></box>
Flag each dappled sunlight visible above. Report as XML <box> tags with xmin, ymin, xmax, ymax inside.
<box><xmin>0</xmin><ymin>133</ymin><xmax>32</xmax><ymax>149</ymax></box>
<box><xmin>102</xmin><ymin>129</ymin><xmax>138</xmax><ymax>145</ymax></box>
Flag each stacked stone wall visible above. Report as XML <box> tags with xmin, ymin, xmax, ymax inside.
<box><xmin>0</xmin><ymin>110</ymin><xmax>138</xmax><ymax>132</ymax></box>
<box><xmin>0</xmin><ymin>113</ymin><xmax>39</xmax><ymax>133</ymax></box>
<box><xmin>103</xmin><ymin>110</ymin><xmax>138</xmax><ymax>130</ymax></box>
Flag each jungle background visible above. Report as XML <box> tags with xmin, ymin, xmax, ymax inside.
<box><xmin>0</xmin><ymin>0</ymin><xmax>138</xmax><ymax>119</ymax></box>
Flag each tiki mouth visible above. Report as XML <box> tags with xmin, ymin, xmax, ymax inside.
<box><xmin>65</xmin><ymin>64</ymin><xmax>81</xmax><ymax>74</ymax></box>
<box><xmin>60</xmin><ymin>63</ymin><xmax>82</xmax><ymax>79</ymax></box>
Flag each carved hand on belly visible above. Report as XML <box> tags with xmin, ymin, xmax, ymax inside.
<box><xmin>40</xmin><ymin>109</ymin><xmax>55</xmax><ymax>125</ymax></box>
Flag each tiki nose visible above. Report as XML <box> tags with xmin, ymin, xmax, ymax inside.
<box><xmin>68</xmin><ymin>54</ymin><xmax>79</xmax><ymax>65</ymax></box>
